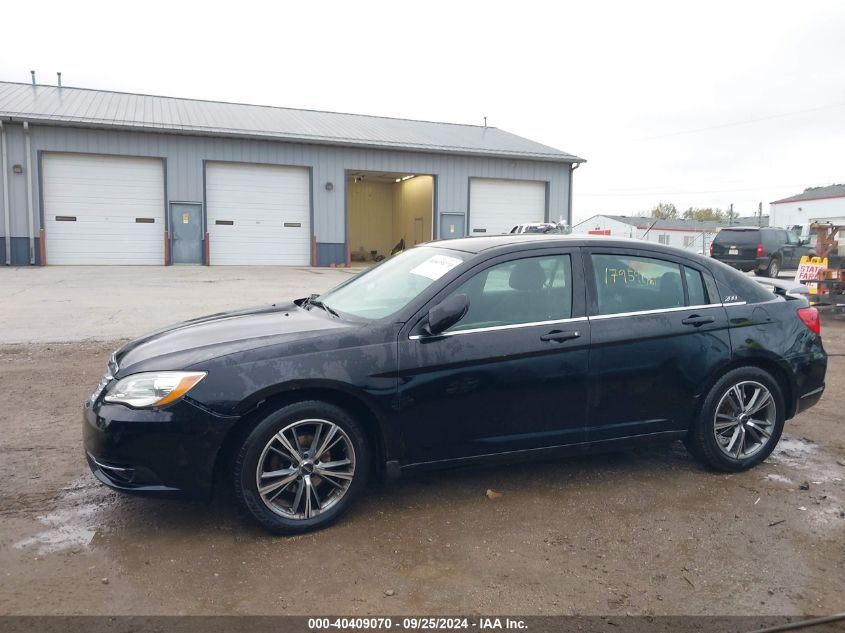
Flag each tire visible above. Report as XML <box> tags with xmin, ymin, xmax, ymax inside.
<box><xmin>687</xmin><ymin>367</ymin><xmax>785</xmax><ymax>472</ymax></box>
<box><xmin>766</xmin><ymin>257</ymin><xmax>780</xmax><ymax>278</ymax></box>
<box><xmin>234</xmin><ymin>400</ymin><xmax>369</xmax><ymax>534</ymax></box>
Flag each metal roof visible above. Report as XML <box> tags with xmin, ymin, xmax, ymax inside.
<box><xmin>771</xmin><ymin>184</ymin><xmax>845</xmax><ymax>204</ymax></box>
<box><xmin>595</xmin><ymin>214</ymin><xmax>730</xmax><ymax>231</ymax></box>
<box><xmin>0</xmin><ymin>81</ymin><xmax>584</xmax><ymax>163</ymax></box>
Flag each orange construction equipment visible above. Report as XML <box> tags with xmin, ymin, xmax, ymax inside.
<box><xmin>811</xmin><ymin>222</ymin><xmax>842</xmax><ymax>260</ymax></box>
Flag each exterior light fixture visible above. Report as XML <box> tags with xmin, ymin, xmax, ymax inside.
<box><xmin>13</xmin><ymin>164</ymin><xmax>23</xmax><ymax>174</ymax></box>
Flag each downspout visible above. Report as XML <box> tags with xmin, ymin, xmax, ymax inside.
<box><xmin>0</xmin><ymin>121</ymin><xmax>11</xmax><ymax>265</ymax></box>
<box><xmin>23</xmin><ymin>122</ymin><xmax>35</xmax><ymax>264</ymax></box>
<box><xmin>567</xmin><ymin>162</ymin><xmax>581</xmax><ymax>230</ymax></box>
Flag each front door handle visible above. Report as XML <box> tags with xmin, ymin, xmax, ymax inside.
<box><xmin>540</xmin><ymin>330</ymin><xmax>581</xmax><ymax>343</ymax></box>
<box><xmin>681</xmin><ymin>315</ymin><xmax>715</xmax><ymax>327</ymax></box>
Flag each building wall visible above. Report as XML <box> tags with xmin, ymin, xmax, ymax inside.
<box><xmin>393</xmin><ymin>175</ymin><xmax>433</xmax><ymax>247</ymax></box>
<box><xmin>572</xmin><ymin>216</ymin><xmax>635</xmax><ymax>238</ymax></box>
<box><xmin>0</xmin><ymin>122</ymin><xmax>574</xmax><ymax>265</ymax></box>
<box><xmin>0</xmin><ymin>123</ymin><xmax>36</xmax><ymax>263</ymax></box>
<box><xmin>770</xmin><ymin>198</ymin><xmax>845</xmax><ymax>233</ymax></box>
<box><xmin>347</xmin><ymin>179</ymin><xmax>394</xmax><ymax>259</ymax></box>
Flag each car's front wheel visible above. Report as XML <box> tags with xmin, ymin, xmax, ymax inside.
<box><xmin>687</xmin><ymin>367</ymin><xmax>785</xmax><ymax>471</ymax></box>
<box><xmin>234</xmin><ymin>400</ymin><xmax>369</xmax><ymax>534</ymax></box>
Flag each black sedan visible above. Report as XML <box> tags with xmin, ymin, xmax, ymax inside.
<box><xmin>84</xmin><ymin>235</ymin><xmax>827</xmax><ymax>533</ymax></box>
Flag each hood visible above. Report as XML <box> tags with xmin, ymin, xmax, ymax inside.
<box><xmin>114</xmin><ymin>302</ymin><xmax>352</xmax><ymax>375</ymax></box>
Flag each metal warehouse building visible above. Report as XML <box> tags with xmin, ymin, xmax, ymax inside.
<box><xmin>0</xmin><ymin>80</ymin><xmax>583</xmax><ymax>267</ymax></box>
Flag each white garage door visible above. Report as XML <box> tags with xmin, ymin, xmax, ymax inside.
<box><xmin>206</xmin><ymin>162</ymin><xmax>311</xmax><ymax>265</ymax></box>
<box><xmin>469</xmin><ymin>178</ymin><xmax>546</xmax><ymax>235</ymax></box>
<box><xmin>43</xmin><ymin>154</ymin><xmax>165</xmax><ymax>265</ymax></box>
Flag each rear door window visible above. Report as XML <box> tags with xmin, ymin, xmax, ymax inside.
<box><xmin>592</xmin><ymin>254</ymin><xmax>684</xmax><ymax>315</ymax></box>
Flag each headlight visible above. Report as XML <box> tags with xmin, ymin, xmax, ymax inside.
<box><xmin>103</xmin><ymin>371</ymin><xmax>207</xmax><ymax>408</ymax></box>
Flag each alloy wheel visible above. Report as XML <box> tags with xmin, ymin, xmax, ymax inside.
<box><xmin>255</xmin><ymin>419</ymin><xmax>356</xmax><ymax>520</ymax></box>
<box><xmin>713</xmin><ymin>381</ymin><xmax>777</xmax><ymax>459</ymax></box>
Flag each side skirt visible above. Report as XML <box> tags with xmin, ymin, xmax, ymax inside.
<box><xmin>394</xmin><ymin>430</ymin><xmax>688</xmax><ymax>476</ymax></box>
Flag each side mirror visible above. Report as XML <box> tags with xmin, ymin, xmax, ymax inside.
<box><xmin>425</xmin><ymin>294</ymin><xmax>469</xmax><ymax>335</ymax></box>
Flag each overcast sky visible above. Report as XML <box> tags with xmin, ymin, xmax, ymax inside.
<box><xmin>3</xmin><ymin>0</ymin><xmax>844</xmax><ymax>223</ymax></box>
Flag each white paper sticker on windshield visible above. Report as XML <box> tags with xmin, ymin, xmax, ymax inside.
<box><xmin>409</xmin><ymin>255</ymin><xmax>463</xmax><ymax>280</ymax></box>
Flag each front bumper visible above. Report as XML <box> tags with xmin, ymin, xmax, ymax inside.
<box><xmin>83</xmin><ymin>396</ymin><xmax>238</xmax><ymax>499</ymax></box>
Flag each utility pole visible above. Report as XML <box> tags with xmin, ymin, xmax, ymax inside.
<box><xmin>728</xmin><ymin>203</ymin><xmax>734</xmax><ymax>225</ymax></box>
<box><xmin>758</xmin><ymin>201</ymin><xmax>763</xmax><ymax>226</ymax></box>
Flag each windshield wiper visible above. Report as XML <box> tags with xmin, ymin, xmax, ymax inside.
<box><xmin>305</xmin><ymin>294</ymin><xmax>340</xmax><ymax>318</ymax></box>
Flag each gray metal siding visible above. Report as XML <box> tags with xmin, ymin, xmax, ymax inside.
<box><xmin>4</xmin><ymin>124</ymin><xmax>29</xmax><ymax>238</ymax></box>
<box><xmin>4</xmin><ymin>124</ymin><xmax>572</xmax><ymax>262</ymax></box>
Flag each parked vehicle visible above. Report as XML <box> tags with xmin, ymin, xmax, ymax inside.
<box><xmin>85</xmin><ymin>235</ymin><xmax>827</xmax><ymax>533</ymax></box>
<box><xmin>509</xmin><ymin>222</ymin><xmax>563</xmax><ymax>234</ymax></box>
<box><xmin>710</xmin><ymin>226</ymin><xmax>814</xmax><ymax>277</ymax></box>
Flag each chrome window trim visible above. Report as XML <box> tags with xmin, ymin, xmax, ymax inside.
<box><xmin>408</xmin><ymin>316</ymin><xmax>588</xmax><ymax>340</ymax></box>
<box><xmin>408</xmin><ymin>301</ymin><xmax>746</xmax><ymax>339</ymax></box>
<box><xmin>589</xmin><ymin>303</ymin><xmax>725</xmax><ymax>321</ymax></box>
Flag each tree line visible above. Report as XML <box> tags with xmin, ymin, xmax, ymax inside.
<box><xmin>642</xmin><ymin>203</ymin><xmax>738</xmax><ymax>222</ymax></box>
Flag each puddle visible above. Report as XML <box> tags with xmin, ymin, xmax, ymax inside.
<box><xmin>14</xmin><ymin>476</ymin><xmax>109</xmax><ymax>554</ymax></box>
<box><xmin>764</xmin><ymin>435</ymin><xmax>845</xmax><ymax>533</ymax></box>
<box><xmin>768</xmin><ymin>435</ymin><xmax>844</xmax><ymax>483</ymax></box>
<box><xmin>764</xmin><ymin>473</ymin><xmax>794</xmax><ymax>485</ymax></box>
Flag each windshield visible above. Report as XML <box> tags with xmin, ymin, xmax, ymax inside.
<box><xmin>318</xmin><ymin>246</ymin><xmax>472</xmax><ymax>320</ymax></box>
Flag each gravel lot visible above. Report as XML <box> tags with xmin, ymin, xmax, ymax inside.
<box><xmin>0</xmin><ymin>268</ymin><xmax>843</xmax><ymax>616</ymax></box>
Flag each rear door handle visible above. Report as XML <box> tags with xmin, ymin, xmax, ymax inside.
<box><xmin>540</xmin><ymin>330</ymin><xmax>580</xmax><ymax>343</ymax></box>
<box><xmin>681</xmin><ymin>315</ymin><xmax>715</xmax><ymax>327</ymax></box>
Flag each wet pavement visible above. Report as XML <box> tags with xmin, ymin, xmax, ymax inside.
<box><xmin>0</xmin><ymin>321</ymin><xmax>843</xmax><ymax>616</ymax></box>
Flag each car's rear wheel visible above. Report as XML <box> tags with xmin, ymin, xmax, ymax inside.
<box><xmin>234</xmin><ymin>400</ymin><xmax>369</xmax><ymax>534</ymax></box>
<box><xmin>687</xmin><ymin>367</ymin><xmax>784</xmax><ymax>471</ymax></box>
<box><xmin>766</xmin><ymin>257</ymin><xmax>780</xmax><ymax>278</ymax></box>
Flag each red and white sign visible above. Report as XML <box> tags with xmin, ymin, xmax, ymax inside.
<box><xmin>795</xmin><ymin>258</ymin><xmax>827</xmax><ymax>285</ymax></box>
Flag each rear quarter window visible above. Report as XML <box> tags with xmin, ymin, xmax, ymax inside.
<box><xmin>709</xmin><ymin>258</ymin><xmax>778</xmax><ymax>304</ymax></box>
<box><xmin>684</xmin><ymin>267</ymin><xmax>708</xmax><ymax>306</ymax></box>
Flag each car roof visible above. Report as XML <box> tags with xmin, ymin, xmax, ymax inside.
<box><xmin>422</xmin><ymin>233</ymin><xmax>711</xmax><ymax>262</ymax></box>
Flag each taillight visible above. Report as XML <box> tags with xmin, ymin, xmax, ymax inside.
<box><xmin>709</xmin><ymin>242</ymin><xmax>714</xmax><ymax>256</ymax></box>
<box><xmin>797</xmin><ymin>306</ymin><xmax>821</xmax><ymax>335</ymax></box>
<box><xmin>756</xmin><ymin>243</ymin><xmax>765</xmax><ymax>258</ymax></box>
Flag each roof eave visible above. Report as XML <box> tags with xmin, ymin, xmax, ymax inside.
<box><xmin>771</xmin><ymin>193</ymin><xmax>845</xmax><ymax>204</ymax></box>
<box><xmin>0</xmin><ymin>114</ymin><xmax>585</xmax><ymax>164</ymax></box>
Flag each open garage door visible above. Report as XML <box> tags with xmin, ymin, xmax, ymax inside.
<box><xmin>206</xmin><ymin>162</ymin><xmax>310</xmax><ymax>266</ymax></box>
<box><xmin>469</xmin><ymin>178</ymin><xmax>546</xmax><ymax>235</ymax></box>
<box><xmin>346</xmin><ymin>171</ymin><xmax>433</xmax><ymax>264</ymax></box>
<box><xmin>43</xmin><ymin>154</ymin><xmax>165</xmax><ymax>265</ymax></box>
